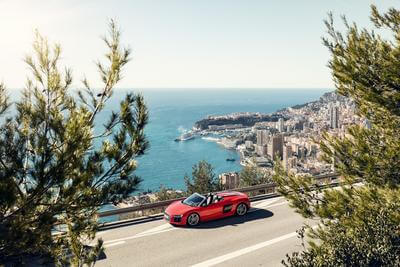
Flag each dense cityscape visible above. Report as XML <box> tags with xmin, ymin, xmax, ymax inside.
<box><xmin>192</xmin><ymin>91</ymin><xmax>369</xmax><ymax>188</ymax></box>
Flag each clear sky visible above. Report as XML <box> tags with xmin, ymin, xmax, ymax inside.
<box><xmin>0</xmin><ymin>0</ymin><xmax>398</xmax><ymax>89</ymax></box>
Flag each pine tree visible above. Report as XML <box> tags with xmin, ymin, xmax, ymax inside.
<box><xmin>272</xmin><ymin>5</ymin><xmax>400</xmax><ymax>266</ymax></box>
<box><xmin>0</xmin><ymin>20</ymin><xmax>149</xmax><ymax>266</ymax></box>
<box><xmin>184</xmin><ymin>161</ymin><xmax>221</xmax><ymax>194</ymax></box>
<box><xmin>239</xmin><ymin>160</ymin><xmax>271</xmax><ymax>187</ymax></box>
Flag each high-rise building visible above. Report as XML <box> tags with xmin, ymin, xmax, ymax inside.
<box><xmin>256</xmin><ymin>130</ymin><xmax>268</xmax><ymax>156</ymax></box>
<box><xmin>256</xmin><ymin>145</ymin><xmax>268</xmax><ymax>156</ymax></box>
<box><xmin>278</xmin><ymin>118</ymin><xmax>284</xmax><ymax>132</ymax></box>
<box><xmin>330</xmin><ymin>106</ymin><xmax>339</xmax><ymax>129</ymax></box>
<box><xmin>283</xmin><ymin>145</ymin><xmax>292</xmax><ymax>170</ymax></box>
<box><xmin>219</xmin><ymin>172</ymin><xmax>240</xmax><ymax>189</ymax></box>
<box><xmin>256</xmin><ymin>130</ymin><xmax>268</xmax><ymax>146</ymax></box>
<box><xmin>297</xmin><ymin>146</ymin><xmax>307</xmax><ymax>160</ymax></box>
<box><xmin>268</xmin><ymin>134</ymin><xmax>283</xmax><ymax>160</ymax></box>
<box><xmin>245</xmin><ymin>140</ymin><xmax>253</xmax><ymax>149</ymax></box>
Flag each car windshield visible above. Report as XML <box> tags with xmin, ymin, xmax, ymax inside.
<box><xmin>182</xmin><ymin>193</ymin><xmax>205</xmax><ymax>207</ymax></box>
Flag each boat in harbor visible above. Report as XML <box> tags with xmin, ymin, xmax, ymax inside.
<box><xmin>174</xmin><ymin>132</ymin><xmax>195</xmax><ymax>142</ymax></box>
<box><xmin>226</xmin><ymin>158</ymin><xmax>236</xmax><ymax>162</ymax></box>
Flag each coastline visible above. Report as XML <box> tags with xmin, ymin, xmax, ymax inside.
<box><xmin>100</xmin><ymin>89</ymin><xmax>347</xmax><ymax>220</ymax></box>
<box><xmin>186</xmin><ymin>90</ymin><xmax>357</xmax><ymax>177</ymax></box>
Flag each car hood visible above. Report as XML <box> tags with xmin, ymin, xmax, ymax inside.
<box><xmin>165</xmin><ymin>200</ymin><xmax>195</xmax><ymax>215</ymax></box>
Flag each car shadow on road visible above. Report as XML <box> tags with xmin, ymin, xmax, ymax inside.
<box><xmin>175</xmin><ymin>208</ymin><xmax>274</xmax><ymax>229</ymax></box>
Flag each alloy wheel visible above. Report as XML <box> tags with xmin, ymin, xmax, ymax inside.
<box><xmin>187</xmin><ymin>213</ymin><xmax>200</xmax><ymax>226</ymax></box>
<box><xmin>236</xmin><ymin>203</ymin><xmax>247</xmax><ymax>216</ymax></box>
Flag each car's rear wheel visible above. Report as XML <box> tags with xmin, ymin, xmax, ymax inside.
<box><xmin>186</xmin><ymin>213</ymin><xmax>200</xmax><ymax>226</ymax></box>
<box><xmin>236</xmin><ymin>203</ymin><xmax>248</xmax><ymax>216</ymax></box>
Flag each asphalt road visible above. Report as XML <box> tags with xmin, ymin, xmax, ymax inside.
<box><xmin>95</xmin><ymin>196</ymin><xmax>315</xmax><ymax>267</ymax></box>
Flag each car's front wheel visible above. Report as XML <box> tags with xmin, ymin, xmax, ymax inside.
<box><xmin>236</xmin><ymin>203</ymin><xmax>248</xmax><ymax>216</ymax></box>
<box><xmin>186</xmin><ymin>213</ymin><xmax>200</xmax><ymax>226</ymax></box>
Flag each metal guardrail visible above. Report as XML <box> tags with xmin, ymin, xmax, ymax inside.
<box><xmin>98</xmin><ymin>173</ymin><xmax>339</xmax><ymax>219</ymax></box>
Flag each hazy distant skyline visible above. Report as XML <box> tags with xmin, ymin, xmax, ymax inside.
<box><xmin>0</xmin><ymin>1</ymin><xmax>398</xmax><ymax>89</ymax></box>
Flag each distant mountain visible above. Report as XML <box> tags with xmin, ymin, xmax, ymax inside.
<box><xmin>194</xmin><ymin>91</ymin><xmax>349</xmax><ymax>131</ymax></box>
<box><xmin>318</xmin><ymin>91</ymin><xmax>348</xmax><ymax>103</ymax></box>
<box><xmin>193</xmin><ymin>113</ymin><xmax>283</xmax><ymax>130</ymax></box>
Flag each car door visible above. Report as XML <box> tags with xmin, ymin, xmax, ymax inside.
<box><xmin>220</xmin><ymin>198</ymin><xmax>234</xmax><ymax>217</ymax></box>
<box><xmin>206</xmin><ymin>197</ymin><xmax>234</xmax><ymax>220</ymax></box>
<box><xmin>198</xmin><ymin>204</ymin><xmax>217</xmax><ymax>221</ymax></box>
<box><xmin>199</xmin><ymin>199</ymin><xmax>223</xmax><ymax>221</ymax></box>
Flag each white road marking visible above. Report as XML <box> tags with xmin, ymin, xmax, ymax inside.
<box><xmin>251</xmin><ymin>196</ymin><xmax>283</xmax><ymax>205</ymax></box>
<box><xmin>265</xmin><ymin>201</ymin><xmax>288</xmax><ymax>209</ymax></box>
<box><xmin>103</xmin><ymin>241</ymin><xmax>126</xmax><ymax>248</ymax></box>
<box><xmin>133</xmin><ymin>228</ymin><xmax>176</xmax><ymax>238</ymax></box>
<box><xmin>136</xmin><ymin>223</ymin><xmax>173</xmax><ymax>236</ymax></box>
<box><xmin>252</xmin><ymin>198</ymin><xmax>283</xmax><ymax>208</ymax></box>
<box><xmin>191</xmin><ymin>231</ymin><xmax>298</xmax><ymax>267</ymax></box>
<box><xmin>103</xmin><ymin>227</ymin><xmax>176</xmax><ymax>244</ymax></box>
<box><xmin>248</xmin><ymin>198</ymin><xmax>288</xmax><ymax>213</ymax></box>
<box><xmin>191</xmin><ymin>225</ymin><xmax>318</xmax><ymax>267</ymax></box>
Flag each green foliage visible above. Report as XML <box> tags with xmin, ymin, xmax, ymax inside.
<box><xmin>273</xmin><ymin>5</ymin><xmax>400</xmax><ymax>266</ymax></box>
<box><xmin>239</xmin><ymin>161</ymin><xmax>272</xmax><ymax>187</ymax></box>
<box><xmin>0</xmin><ymin>20</ymin><xmax>148</xmax><ymax>265</ymax></box>
<box><xmin>282</xmin><ymin>188</ymin><xmax>400</xmax><ymax>267</ymax></box>
<box><xmin>0</xmin><ymin>83</ymin><xmax>10</xmax><ymax>116</ymax></box>
<box><xmin>184</xmin><ymin>160</ymin><xmax>221</xmax><ymax>194</ymax></box>
<box><xmin>155</xmin><ymin>185</ymin><xmax>186</xmax><ymax>201</ymax></box>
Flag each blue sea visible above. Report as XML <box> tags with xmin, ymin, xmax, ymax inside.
<box><xmin>101</xmin><ymin>88</ymin><xmax>330</xmax><ymax>193</ymax></box>
<box><xmin>9</xmin><ymin>88</ymin><xmax>330</xmax><ymax>193</ymax></box>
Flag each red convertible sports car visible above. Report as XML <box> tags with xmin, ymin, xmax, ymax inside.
<box><xmin>164</xmin><ymin>191</ymin><xmax>250</xmax><ymax>226</ymax></box>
